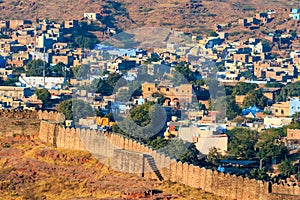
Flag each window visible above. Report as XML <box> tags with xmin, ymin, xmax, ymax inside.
<box><xmin>148</xmin><ymin>88</ymin><xmax>150</xmax><ymax>91</ymax></box>
<box><xmin>281</xmin><ymin>110</ymin><xmax>284</xmax><ymax>114</ymax></box>
<box><xmin>166</xmin><ymin>88</ymin><xmax>169</xmax><ymax>92</ymax></box>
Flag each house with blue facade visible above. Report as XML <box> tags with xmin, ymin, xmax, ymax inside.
<box><xmin>0</xmin><ymin>55</ymin><xmax>6</xmax><ymax>68</ymax></box>
<box><xmin>289</xmin><ymin>98</ymin><xmax>300</xmax><ymax>116</ymax></box>
<box><xmin>291</xmin><ymin>8</ymin><xmax>300</xmax><ymax>20</ymax></box>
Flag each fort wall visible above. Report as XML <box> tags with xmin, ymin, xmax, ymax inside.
<box><xmin>0</xmin><ymin>110</ymin><xmax>299</xmax><ymax>200</ymax></box>
<box><xmin>42</xmin><ymin>124</ymin><xmax>299</xmax><ymax>199</ymax></box>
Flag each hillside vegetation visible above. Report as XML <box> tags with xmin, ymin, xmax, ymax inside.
<box><xmin>0</xmin><ymin>0</ymin><xmax>298</xmax><ymax>34</ymax></box>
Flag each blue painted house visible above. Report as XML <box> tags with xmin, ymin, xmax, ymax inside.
<box><xmin>289</xmin><ymin>98</ymin><xmax>300</xmax><ymax>116</ymax></box>
<box><xmin>291</xmin><ymin>8</ymin><xmax>300</xmax><ymax>20</ymax></box>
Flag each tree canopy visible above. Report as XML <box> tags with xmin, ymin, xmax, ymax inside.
<box><xmin>58</xmin><ymin>99</ymin><xmax>94</xmax><ymax>122</ymax></box>
<box><xmin>26</xmin><ymin>59</ymin><xmax>51</xmax><ymax>76</ymax></box>
<box><xmin>278</xmin><ymin>159</ymin><xmax>295</xmax><ymax>178</ymax></box>
<box><xmin>148</xmin><ymin>137</ymin><xmax>204</xmax><ymax>166</ymax></box>
<box><xmin>63</xmin><ymin>22</ymin><xmax>100</xmax><ymax>49</ymax></box>
<box><xmin>243</xmin><ymin>89</ymin><xmax>268</xmax><ymax>109</ymax></box>
<box><xmin>227</xmin><ymin>128</ymin><xmax>258</xmax><ymax>159</ymax></box>
<box><xmin>232</xmin><ymin>82</ymin><xmax>258</xmax><ymax>96</ymax></box>
<box><xmin>35</xmin><ymin>89</ymin><xmax>51</xmax><ymax>106</ymax></box>
<box><xmin>276</xmin><ymin>82</ymin><xmax>300</xmax><ymax>102</ymax></box>
<box><xmin>226</xmin><ymin>96</ymin><xmax>242</xmax><ymax>119</ymax></box>
<box><xmin>255</xmin><ymin>130</ymin><xmax>288</xmax><ymax>165</ymax></box>
<box><xmin>51</xmin><ymin>62</ymin><xmax>73</xmax><ymax>78</ymax></box>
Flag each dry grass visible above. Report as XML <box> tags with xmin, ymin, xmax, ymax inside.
<box><xmin>0</xmin><ymin>0</ymin><xmax>294</xmax><ymax>35</ymax></box>
<box><xmin>0</xmin><ymin>137</ymin><xmax>226</xmax><ymax>200</ymax></box>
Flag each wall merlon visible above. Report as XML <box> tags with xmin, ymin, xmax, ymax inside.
<box><xmin>0</xmin><ymin>110</ymin><xmax>299</xmax><ymax>199</ymax></box>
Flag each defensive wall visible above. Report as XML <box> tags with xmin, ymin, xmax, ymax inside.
<box><xmin>1</xmin><ymin>110</ymin><xmax>299</xmax><ymax>200</ymax></box>
<box><xmin>0</xmin><ymin>109</ymin><xmax>64</xmax><ymax>137</ymax></box>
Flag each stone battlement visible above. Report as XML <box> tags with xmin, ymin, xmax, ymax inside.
<box><xmin>38</xmin><ymin>123</ymin><xmax>300</xmax><ymax>200</ymax></box>
<box><xmin>0</xmin><ymin>109</ymin><xmax>64</xmax><ymax>123</ymax></box>
<box><xmin>0</xmin><ymin>110</ymin><xmax>299</xmax><ymax>199</ymax></box>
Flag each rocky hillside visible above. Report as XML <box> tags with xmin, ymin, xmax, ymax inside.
<box><xmin>0</xmin><ymin>0</ymin><xmax>297</xmax><ymax>33</ymax></box>
<box><xmin>0</xmin><ymin>136</ymin><xmax>227</xmax><ymax>199</ymax></box>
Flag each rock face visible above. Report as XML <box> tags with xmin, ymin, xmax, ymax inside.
<box><xmin>0</xmin><ymin>0</ymin><xmax>293</xmax><ymax>34</ymax></box>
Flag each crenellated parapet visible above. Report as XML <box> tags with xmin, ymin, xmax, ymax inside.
<box><xmin>0</xmin><ymin>109</ymin><xmax>299</xmax><ymax>199</ymax></box>
<box><xmin>0</xmin><ymin>109</ymin><xmax>39</xmax><ymax>119</ymax></box>
<box><xmin>0</xmin><ymin>109</ymin><xmax>65</xmax><ymax>123</ymax></box>
<box><xmin>37</xmin><ymin>110</ymin><xmax>65</xmax><ymax>123</ymax></box>
<box><xmin>43</xmin><ymin>125</ymin><xmax>300</xmax><ymax>199</ymax></box>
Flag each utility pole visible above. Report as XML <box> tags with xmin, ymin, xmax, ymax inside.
<box><xmin>43</xmin><ymin>47</ymin><xmax>46</xmax><ymax>88</ymax></box>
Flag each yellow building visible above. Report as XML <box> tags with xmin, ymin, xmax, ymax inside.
<box><xmin>142</xmin><ymin>82</ymin><xmax>193</xmax><ymax>107</ymax></box>
<box><xmin>273</xmin><ymin>101</ymin><xmax>290</xmax><ymax>117</ymax></box>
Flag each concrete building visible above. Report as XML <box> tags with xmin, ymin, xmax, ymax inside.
<box><xmin>0</xmin><ymin>86</ymin><xmax>31</xmax><ymax>99</ymax></box>
<box><xmin>19</xmin><ymin>76</ymin><xmax>65</xmax><ymax>90</ymax></box>
<box><xmin>177</xmin><ymin>125</ymin><xmax>228</xmax><ymax>155</ymax></box>
<box><xmin>142</xmin><ymin>82</ymin><xmax>193</xmax><ymax>107</ymax></box>
<box><xmin>273</xmin><ymin>101</ymin><xmax>290</xmax><ymax>117</ymax></box>
<box><xmin>264</xmin><ymin>116</ymin><xmax>293</xmax><ymax>128</ymax></box>
<box><xmin>84</xmin><ymin>13</ymin><xmax>100</xmax><ymax>21</ymax></box>
<box><xmin>273</xmin><ymin>98</ymin><xmax>300</xmax><ymax>117</ymax></box>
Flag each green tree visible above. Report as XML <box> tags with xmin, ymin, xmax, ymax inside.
<box><xmin>26</xmin><ymin>59</ymin><xmax>51</xmax><ymax>76</ymax></box>
<box><xmin>52</xmin><ymin>62</ymin><xmax>65</xmax><ymax>77</ymax></box>
<box><xmin>206</xmin><ymin>147</ymin><xmax>223</xmax><ymax>167</ymax></box>
<box><xmin>63</xmin><ymin>22</ymin><xmax>99</xmax><ymax>49</ymax></box>
<box><xmin>198</xmin><ymin>102</ymin><xmax>206</xmax><ymax>110</ymax></box>
<box><xmin>278</xmin><ymin>159</ymin><xmax>295</xmax><ymax>178</ymax></box>
<box><xmin>107</xmin><ymin>73</ymin><xmax>122</xmax><ymax>88</ymax></box>
<box><xmin>58</xmin><ymin>99</ymin><xmax>93</xmax><ymax>122</ymax></box>
<box><xmin>73</xmin><ymin>64</ymin><xmax>90</xmax><ymax>79</ymax></box>
<box><xmin>209</xmin><ymin>31</ymin><xmax>219</xmax><ymax>37</ymax></box>
<box><xmin>147</xmin><ymin>136</ymin><xmax>169</xmax><ymax>149</ymax></box>
<box><xmin>226</xmin><ymin>96</ymin><xmax>242</xmax><ymax>120</ymax></box>
<box><xmin>265</xmin><ymin>82</ymin><xmax>284</xmax><ymax>88</ymax></box>
<box><xmin>12</xmin><ymin>66</ymin><xmax>25</xmax><ymax>74</ymax></box>
<box><xmin>255</xmin><ymin>130</ymin><xmax>288</xmax><ymax>167</ymax></box>
<box><xmin>249</xmin><ymin>167</ymin><xmax>270</xmax><ymax>181</ymax></box>
<box><xmin>104</xmin><ymin>113</ymin><xmax>115</xmax><ymax>122</ymax></box>
<box><xmin>227</xmin><ymin>128</ymin><xmax>258</xmax><ymax>159</ymax></box>
<box><xmin>174</xmin><ymin>62</ymin><xmax>196</xmax><ymax>83</ymax></box>
<box><xmin>159</xmin><ymin>139</ymin><xmax>204</xmax><ymax>166</ymax></box>
<box><xmin>130</xmin><ymin>101</ymin><xmax>155</xmax><ymax>127</ymax></box>
<box><xmin>243</xmin><ymin>89</ymin><xmax>268</xmax><ymax>109</ymax></box>
<box><xmin>74</xmin><ymin>36</ymin><xmax>98</xmax><ymax>49</ymax></box>
<box><xmin>52</xmin><ymin>62</ymin><xmax>73</xmax><ymax>78</ymax></box>
<box><xmin>232</xmin><ymin>82</ymin><xmax>258</xmax><ymax>96</ymax></box>
<box><xmin>35</xmin><ymin>89</ymin><xmax>51</xmax><ymax>106</ymax></box>
<box><xmin>0</xmin><ymin>77</ymin><xmax>19</xmax><ymax>86</ymax></box>
<box><xmin>145</xmin><ymin>52</ymin><xmax>161</xmax><ymax>63</ymax></box>
<box><xmin>0</xmin><ymin>34</ymin><xmax>9</xmax><ymax>39</ymax></box>
<box><xmin>276</xmin><ymin>82</ymin><xmax>300</xmax><ymax>102</ymax></box>
<box><xmin>90</xmin><ymin>78</ymin><xmax>113</xmax><ymax>96</ymax></box>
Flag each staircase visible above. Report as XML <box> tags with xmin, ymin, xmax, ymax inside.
<box><xmin>146</xmin><ymin>156</ymin><xmax>163</xmax><ymax>181</ymax></box>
